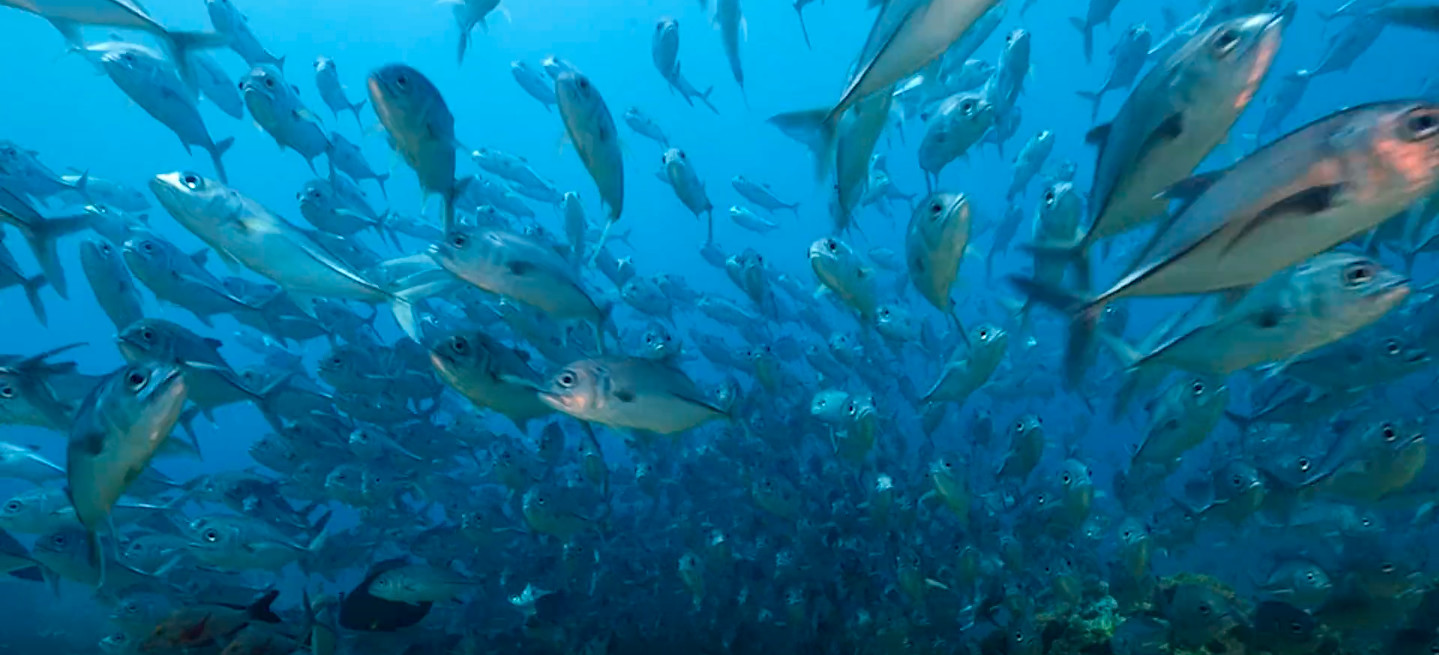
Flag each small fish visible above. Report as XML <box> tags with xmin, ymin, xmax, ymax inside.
<box><xmin>313</xmin><ymin>56</ymin><xmax>367</xmax><ymax>129</ymax></box>
<box><xmin>511</xmin><ymin>60</ymin><xmax>558</xmax><ymax>111</ymax></box>
<box><xmin>731</xmin><ymin>175</ymin><xmax>799</xmax><ymax>215</ymax></box>
<box><xmin>651</xmin><ymin>18</ymin><xmax>718</xmax><ymax>112</ymax></box>
<box><xmin>810</xmin><ymin>236</ymin><xmax>877</xmax><ymax>320</ymax></box>
<box><xmin>768</xmin><ymin>0</ymin><xmax>1002</xmax><ymax>178</ymax></box>
<box><xmin>662</xmin><ymin>148</ymin><xmax>715</xmax><ymax>243</ymax></box>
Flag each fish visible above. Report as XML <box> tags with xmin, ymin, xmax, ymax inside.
<box><xmin>651</xmin><ymin>18</ymin><xmax>718</xmax><ymax>112</ymax></box>
<box><xmin>662</xmin><ymin>148</ymin><xmax>715</xmax><ymax>243</ymax></box>
<box><xmin>557</xmin><ymin>71</ymin><xmax>625</xmax><ymax>227</ymax></box>
<box><xmin>205</xmin><ymin>0</ymin><xmax>283</xmax><ymax>68</ymax></box>
<box><xmin>1076</xmin><ymin>24</ymin><xmax>1151</xmax><ymax>120</ymax></box>
<box><xmin>731</xmin><ymin>175</ymin><xmax>799</xmax><ymax>215</ymax></box>
<box><xmin>149</xmin><ymin>171</ymin><xmax>432</xmax><ymax>340</ymax></box>
<box><xmin>539</xmin><ymin>356</ymin><xmax>727</xmax><ymax>434</ymax></box>
<box><xmin>448</xmin><ymin>0</ymin><xmax>505</xmax><ymax>63</ymax></box>
<box><xmin>768</xmin><ymin>0</ymin><xmax>1002</xmax><ymax>178</ymax></box>
<box><xmin>313</xmin><ymin>56</ymin><xmax>367</xmax><ymax>129</ymax></box>
<box><xmin>1016</xmin><ymin>100</ymin><xmax>1439</xmax><ymax>384</ymax></box>
<box><xmin>1100</xmin><ymin>252</ymin><xmax>1410</xmax><ymax>377</ymax></box>
<box><xmin>906</xmin><ymin>192</ymin><xmax>972</xmax><ymax>317</ymax></box>
<box><xmin>714</xmin><ymin>0</ymin><xmax>746</xmax><ymax>97</ymax></box>
<box><xmin>368</xmin><ymin>63</ymin><xmax>467</xmax><ymax>232</ymax></box>
<box><xmin>65</xmin><ymin>361</ymin><xmax>188</xmax><ymax>570</ymax></box>
<box><xmin>426</xmin><ymin>328</ymin><xmax>554</xmax><ymax>429</ymax></box>
<box><xmin>510</xmin><ymin>60</ymin><xmax>558</xmax><ymax>111</ymax></box>
<box><xmin>1069</xmin><ymin>0</ymin><xmax>1121</xmax><ymax>62</ymax></box>
<box><xmin>810</xmin><ymin>236</ymin><xmax>877</xmax><ymax>320</ymax></box>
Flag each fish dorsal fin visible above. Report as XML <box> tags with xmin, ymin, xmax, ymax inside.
<box><xmin>204</xmin><ymin>337</ymin><xmax>224</xmax><ymax>350</ymax></box>
<box><xmin>189</xmin><ymin>248</ymin><xmax>210</xmax><ymax>269</ymax></box>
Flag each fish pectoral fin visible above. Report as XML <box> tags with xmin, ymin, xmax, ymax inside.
<box><xmin>507</xmin><ymin>260</ymin><xmax>536</xmax><ymax>276</ymax></box>
<box><xmin>1136</xmin><ymin>112</ymin><xmax>1185</xmax><ymax>161</ymax></box>
<box><xmin>1083</xmin><ymin>123</ymin><xmax>1111</xmax><ymax>145</ymax></box>
<box><xmin>1156</xmin><ymin>170</ymin><xmax>1226</xmax><ymax>204</ymax></box>
<box><xmin>1221</xmin><ymin>184</ymin><xmax>1346</xmax><ymax>257</ymax></box>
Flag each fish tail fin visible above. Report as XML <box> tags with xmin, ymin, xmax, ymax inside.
<box><xmin>587</xmin><ymin>220</ymin><xmax>616</xmax><ymax>267</ymax></box>
<box><xmin>698</xmin><ymin>86</ymin><xmax>719</xmax><ymax>114</ymax></box>
<box><xmin>794</xmin><ymin>2</ymin><xmax>813</xmax><ymax>49</ymax></box>
<box><xmin>21</xmin><ymin>274</ymin><xmax>47</xmax><ymax>326</ymax></box>
<box><xmin>248</xmin><ymin>589</ymin><xmax>283</xmax><ymax>623</ymax></box>
<box><xmin>766</xmin><ymin>108</ymin><xmax>838</xmax><ymax>182</ymax></box>
<box><xmin>351</xmin><ymin>99</ymin><xmax>367</xmax><ymax>131</ymax></box>
<box><xmin>375</xmin><ymin>172</ymin><xmax>391</xmax><ymax>199</ymax></box>
<box><xmin>456</xmin><ymin>13</ymin><xmax>472</xmax><ymax>63</ymax></box>
<box><xmin>1075</xmin><ymin>90</ymin><xmax>1102</xmax><ymax>121</ymax></box>
<box><xmin>1007</xmin><ymin>274</ymin><xmax>1103</xmax><ymax>388</ymax></box>
<box><xmin>1068</xmin><ymin>17</ymin><xmax>1093</xmax><ymax>62</ymax></box>
<box><xmin>20</xmin><ymin>215</ymin><xmax>90</xmax><ymax>300</ymax></box>
<box><xmin>209</xmin><ymin>137</ymin><xmax>236</xmax><ymax>184</ymax></box>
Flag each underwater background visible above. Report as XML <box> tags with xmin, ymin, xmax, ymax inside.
<box><xmin>1</xmin><ymin>0</ymin><xmax>1439</xmax><ymax>653</ymax></box>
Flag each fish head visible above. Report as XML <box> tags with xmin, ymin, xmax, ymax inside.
<box><xmin>239</xmin><ymin>64</ymin><xmax>288</xmax><ymax>104</ymax></box>
<box><xmin>425</xmin><ymin>330</ymin><xmax>494</xmax><ymax>380</ymax></box>
<box><xmin>911</xmin><ymin>192</ymin><xmax>971</xmax><ymax>251</ymax></box>
<box><xmin>539</xmin><ymin>360</ymin><xmax>605</xmax><ymax>418</ymax></box>
<box><xmin>117</xmin><ymin>319</ymin><xmax>183</xmax><ymax>365</ymax></box>
<box><xmin>149</xmin><ymin>172</ymin><xmax>235</xmax><ymax>232</ymax></box>
<box><xmin>314</xmin><ymin>55</ymin><xmax>334</xmax><ymax>73</ymax></box>
<box><xmin>367</xmin><ymin>63</ymin><xmax>443</xmax><ymax>129</ymax></box>
<box><xmin>297</xmin><ymin>179</ymin><xmax>336</xmax><ymax>213</ymax></box>
<box><xmin>95</xmin><ymin>361</ymin><xmax>187</xmax><ymax>441</ymax></box>
<box><xmin>661</xmin><ymin>148</ymin><xmax>688</xmax><ymax>173</ymax></box>
<box><xmin>809</xmin><ymin>390</ymin><xmax>849</xmax><ymax>422</ymax></box>
<box><xmin>80</xmin><ymin>237</ymin><xmax>124</xmax><ymax>272</ymax></box>
<box><xmin>1038</xmin><ymin>182</ymin><xmax>1082</xmax><ymax>230</ymax></box>
<box><xmin>429</xmin><ymin>224</ymin><xmax>497</xmax><ymax>276</ymax></box>
<box><xmin>32</xmin><ymin>525</ymin><xmax>86</xmax><ymax>560</ymax></box>
<box><xmin>808</xmin><ymin>236</ymin><xmax>859</xmax><ymax>283</ymax></box>
<box><xmin>654</xmin><ymin>17</ymin><xmax>679</xmax><ymax>49</ymax></box>
<box><xmin>119</xmin><ymin>233</ymin><xmax>175</xmax><ymax>277</ymax></box>
<box><xmin>1213</xmin><ymin>461</ymin><xmax>1263</xmax><ymax>500</ymax></box>
<box><xmin>1181</xmin><ymin>10</ymin><xmax>1289</xmax><ymax>106</ymax></box>
<box><xmin>1364</xmin><ymin>102</ymin><xmax>1439</xmax><ymax>196</ymax></box>
<box><xmin>555</xmin><ymin>72</ymin><xmax>603</xmax><ymax>119</ymax></box>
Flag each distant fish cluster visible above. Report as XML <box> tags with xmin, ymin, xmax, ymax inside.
<box><xmin>1</xmin><ymin>0</ymin><xmax>1439</xmax><ymax>654</ymax></box>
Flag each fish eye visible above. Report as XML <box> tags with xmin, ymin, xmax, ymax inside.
<box><xmin>1290</xmin><ymin>621</ymin><xmax>1304</xmax><ymax>633</ymax></box>
<box><xmin>929</xmin><ymin>201</ymin><xmax>944</xmax><ymax>214</ymax></box>
<box><xmin>1384</xmin><ymin>339</ymin><xmax>1402</xmax><ymax>355</ymax></box>
<box><xmin>1232</xmin><ymin>474</ymin><xmax>1243</xmax><ymax>486</ymax></box>
<box><xmin>825</xmin><ymin>239</ymin><xmax>837</xmax><ymax>252</ymax></box>
<box><xmin>263</xmin><ymin>77</ymin><xmax>275</xmax><ymax>88</ymax></box>
<box><xmin>1014</xmin><ymin>421</ymin><xmax>1025</xmax><ymax>433</ymax></box>
<box><xmin>1013</xmin><ymin>632</ymin><xmax>1025</xmax><ymax>642</ymax></box>
<box><xmin>0</xmin><ymin>385</ymin><xmax>12</xmax><ymax>399</ymax></box>
<box><xmin>679</xmin><ymin>151</ymin><xmax>687</xmax><ymax>160</ymax></box>
<box><xmin>1061</xmin><ymin>472</ymin><xmax>1071</xmax><ymax>484</ymax></box>
<box><xmin>1191</xmin><ymin>380</ymin><xmax>1205</xmax><ymax>395</ymax></box>
<box><xmin>1342</xmin><ymin>263</ymin><xmax>1374</xmax><ymax>286</ymax></box>
<box><xmin>1197</xmin><ymin>603</ymin><xmax>1211</xmax><ymax>615</ymax></box>
<box><xmin>1403</xmin><ymin>110</ymin><xmax>1439</xmax><ymax>140</ymax></box>
<box><xmin>1297</xmin><ymin>457</ymin><xmax>1311</xmax><ymax>471</ymax></box>
<box><xmin>203</xmin><ymin>528</ymin><xmax>220</xmax><ymax>542</ymax></box>
<box><xmin>182</xmin><ymin>174</ymin><xmax>201</xmax><ymax>189</ymax></box>
<box><xmin>125</xmin><ymin>369</ymin><xmax>149</xmax><ymax>390</ymax></box>
<box><xmin>578</xmin><ymin>78</ymin><xmax>590</xmax><ymax>90</ymax></box>
<box><xmin>979</xmin><ymin>329</ymin><xmax>989</xmax><ymax>339</ymax></box>
<box><xmin>1305</xmin><ymin>571</ymin><xmax>1316</xmax><ymax>581</ymax></box>
<box><xmin>1044</xmin><ymin>190</ymin><xmax>1056</xmax><ymax>205</ymax></box>
<box><xmin>1381</xmin><ymin>562</ymin><xmax>1396</xmax><ymax>574</ymax></box>
<box><xmin>448</xmin><ymin>233</ymin><xmax>468</xmax><ymax>248</ymax></box>
<box><xmin>449</xmin><ymin>336</ymin><xmax>469</xmax><ymax>353</ymax></box>
<box><xmin>960</xmin><ymin>100</ymin><xmax>975</xmax><ymax>115</ymax></box>
<box><xmin>1382</xmin><ymin>424</ymin><xmax>1397</xmax><ymax>441</ymax></box>
<box><xmin>556</xmin><ymin>371</ymin><xmax>578</xmax><ymax>388</ymax></box>
<box><xmin>1212</xmin><ymin>29</ymin><xmax>1240</xmax><ymax>54</ymax></box>
<box><xmin>52</xmin><ymin>534</ymin><xmax>67</xmax><ymax>546</ymax></box>
<box><xmin>396</xmin><ymin>75</ymin><xmax>409</xmax><ymax>87</ymax></box>
<box><xmin>3</xmin><ymin>501</ymin><xmax>18</xmax><ymax>512</ymax></box>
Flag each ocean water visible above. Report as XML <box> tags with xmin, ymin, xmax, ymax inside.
<box><xmin>0</xmin><ymin>0</ymin><xmax>1437</xmax><ymax>653</ymax></box>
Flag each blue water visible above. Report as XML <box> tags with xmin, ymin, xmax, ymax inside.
<box><xmin>1</xmin><ymin>0</ymin><xmax>1437</xmax><ymax>652</ymax></box>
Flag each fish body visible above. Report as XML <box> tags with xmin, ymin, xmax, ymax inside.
<box><xmin>539</xmin><ymin>356</ymin><xmax>725</xmax><ymax>434</ymax></box>
<box><xmin>556</xmin><ymin>72</ymin><xmax>624</xmax><ymax>221</ymax></box>
<box><xmin>368</xmin><ymin>64</ymin><xmax>464</xmax><ymax>231</ymax></box>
